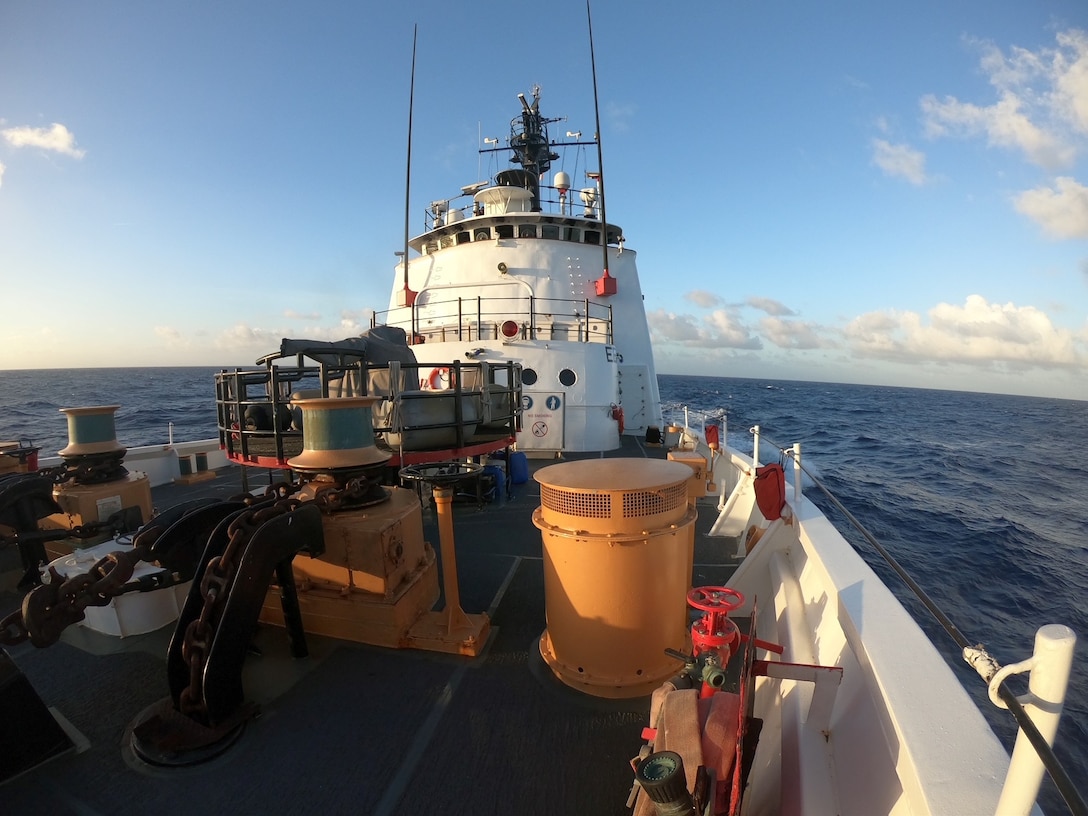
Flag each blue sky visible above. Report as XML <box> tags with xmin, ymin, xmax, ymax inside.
<box><xmin>2</xmin><ymin>1</ymin><xmax>1087</xmax><ymax>401</ymax></box>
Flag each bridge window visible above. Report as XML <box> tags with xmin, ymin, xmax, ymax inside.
<box><xmin>518</xmin><ymin>224</ymin><xmax>537</xmax><ymax>238</ymax></box>
<box><xmin>496</xmin><ymin>224</ymin><xmax>514</xmax><ymax>239</ymax></box>
<box><xmin>474</xmin><ymin>227</ymin><xmax>491</xmax><ymax>241</ymax></box>
<box><xmin>541</xmin><ymin>224</ymin><xmax>559</xmax><ymax>240</ymax></box>
<box><xmin>563</xmin><ymin>227</ymin><xmax>580</xmax><ymax>242</ymax></box>
<box><xmin>456</xmin><ymin>231</ymin><xmax>471</xmax><ymax>245</ymax></box>
<box><xmin>583</xmin><ymin>229</ymin><xmax>601</xmax><ymax>245</ymax></box>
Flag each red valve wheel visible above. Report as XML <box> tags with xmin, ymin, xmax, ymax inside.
<box><xmin>686</xmin><ymin>586</ymin><xmax>745</xmax><ymax>614</ymax></box>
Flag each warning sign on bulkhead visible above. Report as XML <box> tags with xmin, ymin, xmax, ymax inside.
<box><xmin>521</xmin><ymin>392</ymin><xmax>564</xmax><ymax>448</ymax></box>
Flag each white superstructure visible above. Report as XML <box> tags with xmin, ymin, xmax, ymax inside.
<box><xmin>376</xmin><ymin>87</ymin><xmax>661</xmax><ymax>453</ymax></box>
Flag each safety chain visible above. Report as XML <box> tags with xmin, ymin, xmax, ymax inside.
<box><xmin>177</xmin><ymin>495</ymin><xmax>301</xmax><ymax>722</ymax></box>
<box><xmin>0</xmin><ymin>521</ymin><xmax>166</xmax><ymax>648</ymax></box>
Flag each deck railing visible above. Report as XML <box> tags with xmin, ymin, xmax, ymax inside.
<box><xmin>373</xmin><ymin>294</ymin><xmax>614</xmax><ymax>346</ymax></box>
<box><xmin>215</xmin><ymin>353</ymin><xmax>521</xmax><ymax>470</ymax></box>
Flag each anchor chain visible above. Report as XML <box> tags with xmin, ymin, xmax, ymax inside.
<box><xmin>177</xmin><ymin>496</ymin><xmax>301</xmax><ymax>722</ymax></box>
<box><xmin>311</xmin><ymin>475</ymin><xmax>387</xmax><ymax>514</ymax></box>
<box><xmin>39</xmin><ymin>460</ymin><xmax>128</xmax><ymax>486</ymax></box>
<box><xmin>2</xmin><ymin>548</ymin><xmax>143</xmax><ymax>647</ymax></box>
<box><xmin>0</xmin><ymin>519</ymin><xmax>171</xmax><ymax>648</ymax></box>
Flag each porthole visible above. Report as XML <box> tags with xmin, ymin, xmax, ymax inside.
<box><xmin>522</xmin><ymin>368</ymin><xmax>539</xmax><ymax>386</ymax></box>
<box><xmin>558</xmin><ymin>368</ymin><xmax>577</xmax><ymax>387</ymax></box>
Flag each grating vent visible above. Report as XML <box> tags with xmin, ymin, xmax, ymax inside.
<box><xmin>541</xmin><ymin>485</ymin><xmax>613</xmax><ymax>518</ymax></box>
<box><xmin>623</xmin><ymin>483</ymin><xmax>688</xmax><ymax>518</ymax></box>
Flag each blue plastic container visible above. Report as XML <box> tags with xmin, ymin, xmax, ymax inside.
<box><xmin>483</xmin><ymin>464</ymin><xmax>505</xmax><ymax>500</ymax></box>
<box><xmin>510</xmin><ymin>451</ymin><xmax>529</xmax><ymax>485</ymax></box>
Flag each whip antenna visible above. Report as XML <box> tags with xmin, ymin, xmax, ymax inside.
<box><xmin>586</xmin><ymin>1</ymin><xmax>614</xmax><ymax>292</ymax></box>
<box><xmin>400</xmin><ymin>25</ymin><xmax>418</xmax><ymax>311</ymax></box>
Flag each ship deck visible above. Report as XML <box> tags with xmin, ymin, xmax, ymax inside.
<box><xmin>1</xmin><ymin>436</ymin><xmax>742</xmax><ymax>815</ymax></box>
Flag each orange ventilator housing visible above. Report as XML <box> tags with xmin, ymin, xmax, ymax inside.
<box><xmin>533</xmin><ymin>458</ymin><xmax>697</xmax><ymax>698</ymax></box>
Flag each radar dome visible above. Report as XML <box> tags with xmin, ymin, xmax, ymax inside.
<box><xmin>554</xmin><ymin>171</ymin><xmax>571</xmax><ymax>192</ymax></box>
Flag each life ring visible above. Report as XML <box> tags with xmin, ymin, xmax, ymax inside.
<box><xmin>426</xmin><ymin>367</ymin><xmax>451</xmax><ymax>390</ymax></box>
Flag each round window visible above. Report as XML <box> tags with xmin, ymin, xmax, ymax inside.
<box><xmin>558</xmin><ymin>368</ymin><xmax>577</xmax><ymax>387</ymax></box>
<box><xmin>522</xmin><ymin>368</ymin><xmax>538</xmax><ymax>386</ymax></box>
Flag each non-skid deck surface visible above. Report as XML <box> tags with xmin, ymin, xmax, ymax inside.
<box><xmin>1</xmin><ymin>438</ymin><xmax>741</xmax><ymax>815</ymax></box>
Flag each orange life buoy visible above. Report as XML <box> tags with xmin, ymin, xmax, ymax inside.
<box><xmin>426</xmin><ymin>367</ymin><xmax>451</xmax><ymax>390</ymax></box>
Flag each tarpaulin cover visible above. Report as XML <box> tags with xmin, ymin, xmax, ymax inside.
<box><xmin>754</xmin><ymin>463</ymin><xmax>786</xmax><ymax>521</ymax></box>
<box><xmin>270</xmin><ymin>325</ymin><xmax>417</xmax><ymax>367</ymax></box>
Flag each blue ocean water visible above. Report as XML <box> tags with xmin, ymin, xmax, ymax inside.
<box><xmin>1</xmin><ymin>367</ymin><xmax>1085</xmax><ymax>807</ymax></box>
<box><xmin>0</xmin><ymin>367</ymin><xmax>221</xmax><ymax>455</ymax></box>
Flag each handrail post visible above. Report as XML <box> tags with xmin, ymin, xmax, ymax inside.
<box><xmin>996</xmin><ymin>624</ymin><xmax>1077</xmax><ymax>815</ymax></box>
<box><xmin>751</xmin><ymin>425</ymin><xmax>761</xmax><ymax>467</ymax></box>
<box><xmin>452</xmin><ymin>360</ymin><xmax>464</xmax><ymax>449</ymax></box>
<box><xmin>792</xmin><ymin>443</ymin><xmax>802</xmax><ymax>505</ymax></box>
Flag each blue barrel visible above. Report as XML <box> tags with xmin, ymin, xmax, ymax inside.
<box><xmin>510</xmin><ymin>451</ymin><xmax>529</xmax><ymax>485</ymax></box>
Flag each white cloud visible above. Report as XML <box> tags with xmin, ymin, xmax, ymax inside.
<box><xmin>921</xmin><ymin>93</ymin><xmax>1073</xmax><ymax>169</ymax></box>
<box><xmin>1</xmin><ymin>123</ymin><xmax>86</xmax><ymax>158</ymax></box>
<box><xmin>746</xmin><ymin>296</ymin><xmax>796</xmax><ymax>317</ymax></box>
<box><xmin>920</xmin><ymin>30</ymin><xmax>1088</xmax><ymax>170</ymax></box>
<box><xmin>684</xmin><ymin>290</ymin><xmax>723</xmax><ymax>308</ymax></box>
<box><xmin>706</xmin><ymin>310</ymin><xmax>763</xmax><ymax>349</ymax></box>
<box><xmin>341</xmin><ymin>308</ymin><xmax>375</xmax><ymax>322</ymax></box>
<box><xmin>214</xmin><ymin>318</ymin><xmax>375</xmax><ymax>359</ymax></box>
<box><xmin>1014</xmin><ymin>176</ymin><xmax>1088</xmax><ymax>238</ymax></box>
<box><xmin>872</xmin><ymin>139</ymin><xmax>929</xmax><ymax>184</ymax></box>
<box><xmin>154</xmin><ymin>326</ymin><xmax>186</xmax><ymax>345</ymax></box>
<box><xmin>284</xmin><ymin>309</ymin><xmax>322</xmax><ymax>320</ymax></box>
<box><xmin>0</xmin><ymin>161</ymin><xmax>4</xmax><ymax>189</ymax></box>
<box><xmin>843</xmin><ymin>294</ymin><xmax>1084</xmax><ymax>368</ymax></box>
<box><xmin>647</xmin><ymin>308</ymin><xmax>762</xmax><ymax>350</ymax></box>
<box><xmin>1048</xmin><ymin>30</ymin><xmax>1088</xmax><ymax>135</ymax></box>
<box><xmin>759</xmin><ymin>316</ymin><xmax>834</xmax><ymax>350</ymax></box>
<box><xmin>216</xmin><ymin>324</ymin><xmax>282</xmax><ymax>353</ymax></box>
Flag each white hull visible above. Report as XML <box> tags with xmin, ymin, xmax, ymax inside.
<box><xmin>658</xmin><ymin>418</ymin><xmax>1061</xmax><ymax>815</ymax></box>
